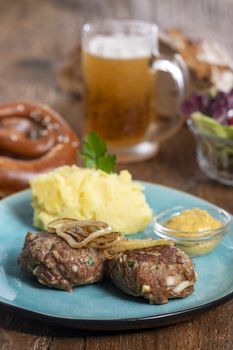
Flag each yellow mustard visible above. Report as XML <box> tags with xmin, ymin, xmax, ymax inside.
<box><xmin>165</xmin><ymin>208</ymin><xmax>223</xmax><ymax>256</ymax></box>
<box><xmin>166</xmin><ymin>208</ymin><xmax>222</xmax><ymax>234</ymax></box>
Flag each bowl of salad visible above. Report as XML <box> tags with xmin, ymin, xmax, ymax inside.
<box><xmin>182</xmin><ymin>89</ymin><xmax>233</xmax><ymax>186</ymax></box>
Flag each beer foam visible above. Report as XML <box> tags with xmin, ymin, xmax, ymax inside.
<box><xmin>86</xmin><ymin>35</ymin><xmax>151</xmax><ymax>59</ymax></box>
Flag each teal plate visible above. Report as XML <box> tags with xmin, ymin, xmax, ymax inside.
<box><xmin>0</xmin><ymin>182</ymin><xmax>233</xmax><ymax>331</ymax></box>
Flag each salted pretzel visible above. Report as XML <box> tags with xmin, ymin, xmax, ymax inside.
<box><xmin>0</xmin><ymin>102</ymin><xmax>79</xmax><ymax>197</ymax></box>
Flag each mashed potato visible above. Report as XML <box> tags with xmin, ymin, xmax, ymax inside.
<box><xmin>31</xmin><ymin>165</ymin><xmax>152</xmax><ymax>234</ymax></box>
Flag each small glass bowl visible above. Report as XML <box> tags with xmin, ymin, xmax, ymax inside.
<box><xmin>153</xmin><ymin>205</ymin><xmax>232</xmax><ymax>257</ymax></box>
<box><xmin>188</xmin><ymin>119</ymin><xmax>233</xmax><ymax>186</ymax></box>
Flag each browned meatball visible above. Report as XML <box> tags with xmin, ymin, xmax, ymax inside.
<box><xmin>18</xmin><ymin>231</ymin><xmax>105</xmax><ymax>291</ymax></box>
<box><xmin>106</xmin><ymin>245</ymin><xmax>197</xmax><ymax>304</ymax></box>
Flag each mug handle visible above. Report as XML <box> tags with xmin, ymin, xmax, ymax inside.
<box><xmin>150</xmin><ymin>53</ymin><xmax>189</xmax><ymax>142</ymax></box>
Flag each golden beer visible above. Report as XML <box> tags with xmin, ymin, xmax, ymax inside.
<box><xmin>82</xmin><ymin>21</ymin><xmax>186</xmax><ymax>162</ymax></box>
<box><xmin>82</xmin><ymin>36</ymin><xmax>156</xmax><ymax>146</ymax></box>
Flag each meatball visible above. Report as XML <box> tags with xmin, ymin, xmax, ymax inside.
<box><xmin>18</xmin><ymin>231</ymin><xmax>105</xmax><ymax>291</ymax></box>
<box><xmin>106</xmin><ymin>245</ymin><xmax>197</xmax><ymax>304</ymax></box>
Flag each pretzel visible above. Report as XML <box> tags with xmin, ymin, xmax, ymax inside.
<box><xmin>0</xmin><ymin>102</ymin><xmax>79</xmax><ymax>197</ymax></box>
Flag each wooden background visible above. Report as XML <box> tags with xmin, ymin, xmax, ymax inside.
<box><xmin>0</xmin><ymin>1</ymin><xmax>233</xmax><ymax>349</ymax></box>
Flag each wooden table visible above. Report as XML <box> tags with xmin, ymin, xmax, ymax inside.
<box><xmin>0</xmin><ymin>1</ymin><xmax>233</xmax><ymax>349</ymax></box>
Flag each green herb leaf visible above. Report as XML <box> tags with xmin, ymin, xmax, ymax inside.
<box><xmin>98</xmin><ymin>154</ymin><xmax>117</xmax><ymax>173</ymax></box>
<box><xmin>127</xmin><ymin>260</ymin><xmax>135</xmax><ymax>268</ymax></box>
<box><xmin>80</xmin><ymin>131</ymin><xmax>116</xmax><ymax>173</ymax></box>
<box><xmin>87</xmin><ymin>255</ymin><xmax>95</xmax><ymax>267</ymax></box>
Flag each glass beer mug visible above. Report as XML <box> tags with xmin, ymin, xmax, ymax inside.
<box><xmin>82</xmin><ymin>20</ymin><xmax>188</xmax><ymax>162</ymax></box>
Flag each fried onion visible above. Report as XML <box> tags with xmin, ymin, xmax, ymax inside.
<box><xmin>47</xmin><ymin>218</ymin><xmax>173</xmax><ymax>259</ymax></box>
<box><xmin>47</xmin><ymin>218</ymin><xmax>122</xmax><ymax>249</ymax></box>
<box><xmin>104</xmin><ymin>239</ymin><xmax>174</xmax><ymax>259</ymax></box>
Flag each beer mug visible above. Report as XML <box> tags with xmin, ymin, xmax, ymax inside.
<box><xmin>82</xmin><ymin>20</ymin><xmax>188</xmax><ymax>162</ymax></box>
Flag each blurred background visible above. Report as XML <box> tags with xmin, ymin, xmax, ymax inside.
<box><xmin>1</xmin><ymin>0</ymin><xmax>233</xmax><ymax>189</ymax></box>
<box><xmin>1</xmin><ymin>0</ymin><xmax>232</xmax><ymax>107</ymax></box>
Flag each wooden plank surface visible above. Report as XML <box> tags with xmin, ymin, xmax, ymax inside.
<box><xmin>0</xmin><ymin>1</ymin><xmax>233</xmax><ymax>349</ymax></box>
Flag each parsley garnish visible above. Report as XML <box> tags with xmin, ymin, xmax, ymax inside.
<box><xmin>127</xmin><ymin>260</ymin><xmax>135</xmax><ymax>268</ymax></box>
<box><xmin>80</xmin><ymin>131</ymin><xmax>116</xmax><ymax>173</ymax></box>
<box><xmin>87</xmin><ymin>255</ymin><xmax>95</xmax><ymax>267</ymax></box>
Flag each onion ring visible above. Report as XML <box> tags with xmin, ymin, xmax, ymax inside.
<box><xmin>47</xmin><ymin>218</ymin><xmax>122</xmax><ymax>249</ymax></box>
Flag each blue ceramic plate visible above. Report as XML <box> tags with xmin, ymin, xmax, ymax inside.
<box><xmin>0</xmin><ymin>183</ymin><xmax>233</xmax><ymax>331</ymax></box>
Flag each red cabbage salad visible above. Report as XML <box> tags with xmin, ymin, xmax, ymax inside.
<box><xmin>181</xmin><ymin>90</ymin><xmax>233</xmax><ymax>139</ymax></box>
